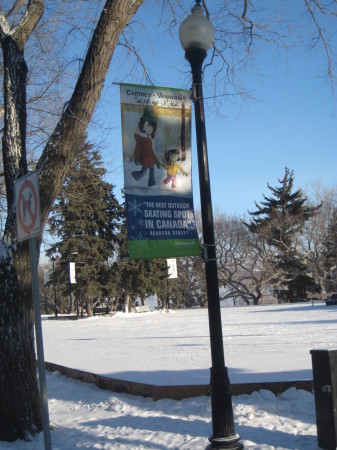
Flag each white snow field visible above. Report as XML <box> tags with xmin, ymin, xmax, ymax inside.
<box><xmin>2</xmin><ymin>302</ymin><xmax>337</xmax><ymax>449</ymax></box>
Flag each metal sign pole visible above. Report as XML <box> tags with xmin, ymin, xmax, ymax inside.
<box><xmin>29</xmin><ymin>236</ymin><xmax>52</xmax><ymax>450</ymax></box>
<box><xmin>15</xmin><ymin>172</ymin><xmax>51</xmax><ymax>449</ymax></box>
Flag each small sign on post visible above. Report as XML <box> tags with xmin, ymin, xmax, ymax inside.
<box><xmin>14</xmin><ymin>172</ymin><xmax>52</xmax><ymax>450</ymax></box>
<box><xmin>167</xmin><ymin>258</ymin><xmax>178</xmax><ymax>279</ymax></box>
<box><xmin>69</xmin><ymin>262</ymin><xmax>77</xmax><ymax>284</ymax></box>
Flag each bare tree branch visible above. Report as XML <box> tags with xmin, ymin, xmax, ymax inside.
<box><xmin>0</xmin><ymin>11</ymin><xmax>10</xmax><ymax>36</ymax></box>
<box><xmin>304</xmin><ymin>0</ymin><xmax>335</xmax><ymax>93</ymax></box>
<box><xmin>11</xmin><ymin>0</ymin><xmax>44</xmax><ymax>50</ymax></box>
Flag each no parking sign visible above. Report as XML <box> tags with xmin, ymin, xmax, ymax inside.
<box><xmin>15</xmin><ymin>171</ymin><xmax>41</xmax><ymax>242</ymax></box>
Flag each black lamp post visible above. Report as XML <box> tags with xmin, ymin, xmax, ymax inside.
<box><xmin>51</xmin><ymin>256</ymin><xmax>58</xmax><ymax>317</ymax></box>
<box><xmin>179</xmin><ymin>3</ymin><xmax>243</xmax><ymax>449</ymax></box>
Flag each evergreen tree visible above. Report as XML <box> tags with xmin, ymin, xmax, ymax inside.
<box><xmin>47</xmin><ymin>139</ymin><xmax>122</xmax><ymax>315</ymax></box>
<box><xmin>245</xmin><ymin>168</ymin><xmax>320</xmax><ymax>301</ymax></box>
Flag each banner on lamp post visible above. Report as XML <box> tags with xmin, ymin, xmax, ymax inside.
<box><xmin>120</xmin><ymin>83</ymin><xmax>201</xmax><ymax>259</ymax></box>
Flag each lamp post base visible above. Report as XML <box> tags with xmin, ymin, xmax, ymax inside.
<box><xmin>207</xmin><ymin>366</ymin><xmax>244</xmax><ymax>449</ymax></box>
<box><xmin>207</xmin><ymin>434</ymin><xmax>244</xmax><ymax>450</ymax></box>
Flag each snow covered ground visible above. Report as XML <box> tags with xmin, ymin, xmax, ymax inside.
<box><xmin>42</xmin><ymin>302</ymin><xmax>336</xmax><ymax>385</ymax></box>
<box><xmin>3</xmin><ymin>303</ymin><xmax>337</xmax><ymax>449</ymax></box>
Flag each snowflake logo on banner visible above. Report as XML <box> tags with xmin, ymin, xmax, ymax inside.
<box><xmin>130</xmin><ymin>230</ymin><xmax>148</xmax><ymax>241</ymax></box>
<box><xmin>137</xmin><ymin>217</ymin><xmax>145</xmax><ymax>228</ymax></box>
<box><xmin>136</xmin><ymin>231</ymin><xmax>148</xmax><ymax>241</ymax></box>
<box><xmin>127</xmin><ymin>198</ymin><xmax>143</xmax><ymax>217</ymax></box>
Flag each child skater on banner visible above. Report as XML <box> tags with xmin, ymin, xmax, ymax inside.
<box><xmin>132</xmin><ymin>106</ymin><xmax>161</xmax><ymax>187</ymax></box>
<box><xmin>161</xmin><ymin>147</ymin><xmax>188</xmax><ymax>189</ymax></box>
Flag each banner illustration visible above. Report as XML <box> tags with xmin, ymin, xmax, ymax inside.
<box><xmin>120</xmin><ymin>83</ymin><xmax>201</xmax><ymax>259</ymax></box>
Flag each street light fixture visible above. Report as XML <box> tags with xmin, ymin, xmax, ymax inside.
<box><xmin>179</xmin><ymin>2</ymin><xmax>243</xmax><ymax>449</ymax></box>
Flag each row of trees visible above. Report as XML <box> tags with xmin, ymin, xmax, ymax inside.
<box><xmin>43</xmin><ymin>139</ymin><xmax>337</xmax><ymax>313</ymax></box>
<box><xmin>216</xmin><ymin>176</ymin><xmax>337</xmax><ymax>304</ymax></box>
<box><xmin>43</xmin><ymin>138</ymin><xmax>171</xmax><ymax>316</ymax></box>
<box><xmin>205</xmin><ymin>172</ymin><xmax>336</xmax><ymax>305</ymax></box>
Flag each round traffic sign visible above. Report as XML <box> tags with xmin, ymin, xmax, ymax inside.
<box><xmin>17</xmin><ymin>179</ymin><xmax>38</xmax><ymax>234</ymax></box>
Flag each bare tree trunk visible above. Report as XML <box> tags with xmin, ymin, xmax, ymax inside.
<box><xmin>0</xmin><ymin>243</ymin><xmax>43</xmax><ymax>440</ymax></box>
<box><xmin>87</xmin><ymin>297</ymin><xmax>94</xmax><ymax>317</ymax></box>
<box><xmin>2</xmin><ymin>37</ymin><xmax>28</xmax><ymax>224</ymax></box>
<box><xmin>0</xmin><ymin>15</ymin><xmax>43</xmax><ymax>439</ymax></box>
<box><xmin>36</xmin><ymin>0</ymin><xmax>143</xmax><ymax>230</ymax></box>
<box><xmin>0</xmin><ymin>0</ymin><xmax>143</xmax><ymax>441</ymax></box>
<box><xmin>125</xmin><ymin>292</ymin><xmax>131</xmax><ymax>312</ymax></box>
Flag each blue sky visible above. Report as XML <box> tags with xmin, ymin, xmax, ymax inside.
<box><xmin>94</xmin><ymin>3</ymin><xmax>337</xmax><ymax>218</ymax></box>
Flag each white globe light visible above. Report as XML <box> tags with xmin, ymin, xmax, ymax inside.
<box><xmin>179</xmin><ymin>3</ymin><xmax>214</xmax><ymax>52</ymax></box>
